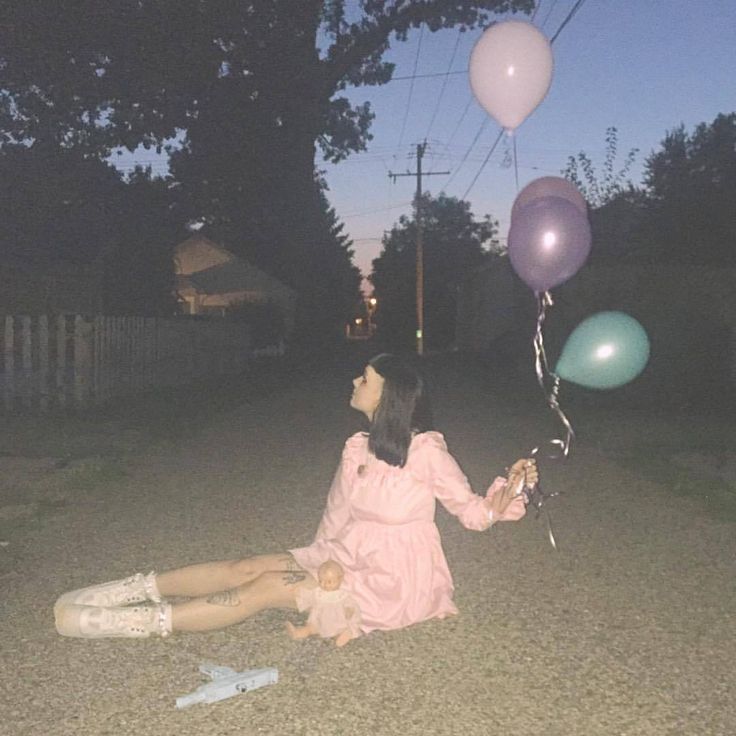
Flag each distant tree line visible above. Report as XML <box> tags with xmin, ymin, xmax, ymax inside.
<box><xmin>370</xmin><ymin>114</ymin><xmax>734</xmax><ymax>352</ymax></box>
<box><xmin>370</xmin><ymin>193</ymin><xmax>498</xmax><ymax>351</ymax></box>
<box><xmin>564</xmin><ymin>114</ymin><xmax>736</xmax><ymax>267</ymax></box>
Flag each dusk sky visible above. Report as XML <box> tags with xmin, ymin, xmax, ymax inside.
<box><xmin>325</xmin><ymin>0</ymin><xmax>736</xmax><ymax>287</ymax></box>
<box><xmin>116</xmin><ymin>1</ymin><xmax>736</xmax><ymax>289</ymax></box>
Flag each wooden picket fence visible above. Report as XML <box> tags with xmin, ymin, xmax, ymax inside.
<box><xmin>1</xmin><ymin>314</ymin><xmax>252</xmax><ymax>411</ymax></box>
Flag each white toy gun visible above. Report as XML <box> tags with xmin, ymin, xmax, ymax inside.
<box><xmin>175</xmin><ymin>664</ymin><xmax>278</xmax><ymax>709</ymax></box>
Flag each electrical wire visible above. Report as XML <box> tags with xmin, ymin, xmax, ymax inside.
<box><xmin>442</xmin><ymin>117</ymin><xmax>489</xmax><ymax>190</ymax></box>
<box><xmin>540</xmin><ymin>0</ymin><xmax>560</xmax><ymax>29</ymax></box>
<box><xmin>390</xmin><ymin>69</ymin><xmax>465</xmax><ymax>82</ymax></box>
<box><xmin>444</xmin><ymin>96</ymin><xmax>475</xmax><ymax>151</ymax></box>
<box><xmin>460</xmin><ymin>129</ymin><xmax>505</xmax><ymax>199</ymax></box>
<box><xmin>550</xmin><ymin>0</ymin><xmax>587</xmax><ymax>43</ymax></box>
<box><xmin>397</xmin><ymin>24</ymin><xmax>424</xmax><ymax>148</ymax></box>
<box><xmin>424</xmin><ymin>29</ymin><xmax>463</xmax><ymax>140</ymax></box>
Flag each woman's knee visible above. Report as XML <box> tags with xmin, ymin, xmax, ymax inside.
<box><xmin>227</xmin><ymin>554</ymin><xmax>299</xmax><ymax>586</ymax></box>
<box><xmin>247</xmin><ymin>570</ymin><xmax>315</xmax><ymax>607</ymax></box>
<box><xmin>226</xmin><ymin>558</ymin><xmax>262</xmax><ymax>586</ymax></box>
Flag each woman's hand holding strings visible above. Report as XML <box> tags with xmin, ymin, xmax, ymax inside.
<box><xmin>485</xmin><ymin>458</ymin><xmax>538</xmax><ymax>523</ymax></box>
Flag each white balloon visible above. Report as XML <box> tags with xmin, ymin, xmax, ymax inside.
<box><xmin>469</xmin><ymin>20</ymin><xmax>553</xmax><ymax>131</ymax></box>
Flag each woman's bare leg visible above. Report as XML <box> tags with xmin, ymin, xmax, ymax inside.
<box><xmin>155</xmin><ymin>553</ymin><xmax>301</xmax><ymax>598</ymax></box>
<box><xmin>171</xmin><ymin>570</ymin><xmax>317</xmax><ymax>632</ymax></box>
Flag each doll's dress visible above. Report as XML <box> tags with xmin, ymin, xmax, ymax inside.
<box><xmin>295</xmin><ymin>587</ymin><xmax>362</xmax><ymax>639</ymax></box>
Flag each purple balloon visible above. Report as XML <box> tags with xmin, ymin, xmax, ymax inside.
<box><xmin>511</xmin><ymin>176</ymin><xmax>587</xmax><ymax>223</ymax></box>
<box><xmin>508</xmin><ymin>195</ymin><xmax>592</xmax><ymax>292</ymax></box>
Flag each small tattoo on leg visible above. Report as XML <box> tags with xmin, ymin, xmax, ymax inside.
<box><xmin>282</xmin><ymin>572</ymin><xmax>306</xmax><ymax>585</ymax></box>
<box><xmin>278</xmin><ymin>555</ymin><xmax>301</xmax><ymax>572</ymax></box>
<box><xmin>206</xmin><ymin>589</ymin><xmax>241</xmax><ymax>607</ymax></box>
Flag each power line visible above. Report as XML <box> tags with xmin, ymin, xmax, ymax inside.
<box><xmin>444</xmin><ymin>96</ymin><xmax>475</xmax><ymax>151</ymax></box>
<box><xmin>461</xmin><ymin>129</ymin><xmax>505</xmax><ymax>199</ymax></box>
<box><xmin>540</xmin><ymin>0</ymin><xmax>560</xmax><ymax>29</ymax></box>
<box><xmin>424</xmin><ymin>29</ymin><xmax>463</xmax><ymax>140</ymax></box>
<box><xmin>442</xmin><ymin>117</ymin><xmax>489</xmax><ymax>190</ymax></box>
<box><xmin>397</xmin><ymin>25</ymin><xmax>425</xmax><ymax>148</ymax></box>
<box><xmin>550</xmin><ymin>0</ymin><xmax>587</xmax><ymax>43</ymax></box>
<box><xmin>390</xmin><ymin>69</ymin><xmax>465</xmax><ymax>82</ymax></box>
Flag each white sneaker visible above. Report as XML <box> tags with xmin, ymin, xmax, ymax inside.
<box><xmin>54</xmin><ymin>572</ymin><xmax>161</xmax><ymax>614</ymax></box>
<box><xmin>55</xmin><ymin>603</ymin><xmax>172</xmax><ymax>639</ymax></box>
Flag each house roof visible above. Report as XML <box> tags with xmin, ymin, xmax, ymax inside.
<box><xmin>174</xmin><ymin>235</ymin><xmax>234</xmax><ymax>275</ymax></box>
<box><xmin>178</xmin><ymin>257</ymin><xmax>295</xmax><ymax>298</ymax></box>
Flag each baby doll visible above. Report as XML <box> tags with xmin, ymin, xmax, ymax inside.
<box><xmin>286</xmin><ymin>560</ymin><xmax>362</xmax><ymax>647</ymax></box>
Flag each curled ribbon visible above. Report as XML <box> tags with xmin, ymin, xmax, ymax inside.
<box><xmin>533</xmin><ymin>291</ymin><xmax>575</xmax><ymax>457</ymax></box>
<box><xmin>525</xmin><ymin>290</ymin><xmax>575</xmax><ymax>549</ymax></box>
<box><xmin>522</xmin><ymin>448</ymin><xmax>563</xmax><ymax>550</ymax></box>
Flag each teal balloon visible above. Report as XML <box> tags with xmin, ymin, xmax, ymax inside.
<box><xmin>555</xmin><ymin>311</ymin><xmax>650</xmax><ymax>390</ymax></box>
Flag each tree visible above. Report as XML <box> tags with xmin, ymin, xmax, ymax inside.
<box><xmin>370</xmin><ymin>193</ymin><xmax>497</xmax><ymax>350</ymax></box>
<box><xmin>1</xmin><ymin>1</ymin><xmax>532</xmax><ymax>333</ymax></box>
<box><xmin>0</xmin><ymin>143</ymin><xmax>124</xmax><ymax>264</ymax></box>
<box><xmin>562</xmin><ymin>126</ymin><xmax>639</xmax><ymax>209</ymax></box>
<box><xmin>643</xmin><ymin>113</ymin><xmax>736</xmax><ymax>265</ymax></box>
<box><xmin>562</xmin><ymin>126</ymin><xmax>649</xmax><ymax>264</ymax></box>
<box><xmin>101</xmin><ymin>168</ymin><xmax>181</xmax><ymax>315</ymax></box>
<box><xmin>0</xmin><ymin>145</ymin><xmax>180</xmax><ymax>314</ymax></box>
<box><xmin>563</xmin><ymin>115</ymin><xmax>736</xmax><ymax>265</ymax></box>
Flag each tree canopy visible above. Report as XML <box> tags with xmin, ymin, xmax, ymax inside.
<box><xmin>643</xmin><ymin>112</ymin><xmax>736</xmax><ymax>265</ymax></box>
<box><xmin>371</xmin><ymin>193</ymin><xmax>497</xmax><ymax>350</ymax></box>
<box><xmin>0</xmin><ymin>144</ymin><xmax>179</xmax><ymax>314</ymax></box>
<box><xmin>564</xmin><ymin>114</ymin><xmax>736</xmax><ymax>266</ymax></box>
<box><xmin>0</xmin><ymin>1</ymin><xmax>532</xmax><ymax>332</ymax></box>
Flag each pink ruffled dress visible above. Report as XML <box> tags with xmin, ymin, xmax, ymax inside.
<box><xmin>290</xmin><ymin>431</ymin><xmax>508</xmax><ymax>634</ymax></box>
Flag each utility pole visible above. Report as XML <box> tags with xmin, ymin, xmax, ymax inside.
<box><xmin>389</xmin><ymin>142</ymin><xmax>449</xmax><ymax>355</ymax></box>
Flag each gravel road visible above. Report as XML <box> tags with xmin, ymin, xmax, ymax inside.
<box><xmin>1</xmin><ymin>346</ymin><xmax>734</xmax><ymax>736</ymax></box>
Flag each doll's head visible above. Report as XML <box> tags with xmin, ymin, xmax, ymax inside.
<box><xmin>317</xmin><ymin>560</ymin><xmax>344</xmax><ymax>592</ymax></box>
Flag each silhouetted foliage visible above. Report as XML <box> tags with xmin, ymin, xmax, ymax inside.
<box><xmin>226</xmin><ymin>300</ymin><xmax>286</xmax><ymax>348</ymax></box>
<box><xmin>563</xmin><ymin>127</ymin><xmax>639</xmax><ymax>209</ymax></box>
<box><xmin>0</xmin><ymin>1</ymin><xmax>532</xmax><ymax>331</ymax></box>
<box><xmin>0</xmin><ymin>145</ymin><xmax>179</xmax><ymax>314</ymax></box>
<box><xmin>371</xmin><ymin>194</ymin><xmax>497</xmax><ymax>350</ymax></box>
<box><xmin>643</xmin><ymin>113</ymin><xmax>736</xmax><ymax>265</ymax></box>
<box><xmin>564</xmin><ymin>114</ymin><xmax>736</xmax><ymax>265</ymax></box>
<box><xmin>556</xmin><ymin>114</ymin><xmax>736</xmax><ymax>404</ymax></box>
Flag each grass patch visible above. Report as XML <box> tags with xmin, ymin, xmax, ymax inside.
<box><xmin>0</xmin><ymin>355</ymin><xmax>296</xmax><ymax>460</ymax></box>
<box><xmin>54</xmin><ymin>456</ymin><xmax>128</xmax><ymax>492</ymax></box>
<box><xmin>610</xmin><ymin>444</ymin><xmax>736</xmax><ymax>522</ymax></box>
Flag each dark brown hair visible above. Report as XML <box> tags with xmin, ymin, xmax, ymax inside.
<box><xmin>367</xmin><ymin>353</ymin><xmax>434</xmax><ymax>467</ymax></box>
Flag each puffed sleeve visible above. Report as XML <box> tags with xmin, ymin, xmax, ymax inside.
<box><xmin>313</xmin><ymin>434</ymin><xmax>362</xmax><ymax>541</ymax></box>
<box><xmin>421</xmin><ymin>432</ymin><xmax>492</xmax><ymax>531</ymax></box>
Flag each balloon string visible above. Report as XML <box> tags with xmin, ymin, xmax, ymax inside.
<box><xmin>533</xmin><ymin>291</ymin><xmax>574</xmax><ymax>456</ymax></box>
<box><xmin>520</xmin><ymin>461</ymin><xmax>562</xmax><ymax>551</ymax></box>
<box><xmin>513</xmin><ymin>134</ymin><xmax>519</xmax><ymax>192</ymax></box>
<box><xmin>527</xmin><ymin>291</ymin><xmax>573</xmax><ymax>549</ymax></box>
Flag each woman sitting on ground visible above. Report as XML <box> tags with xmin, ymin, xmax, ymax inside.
<box><xmin>54</xmin><ymin>353</ymin><xmax>535</xmax><ymax>639</ymax></box>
